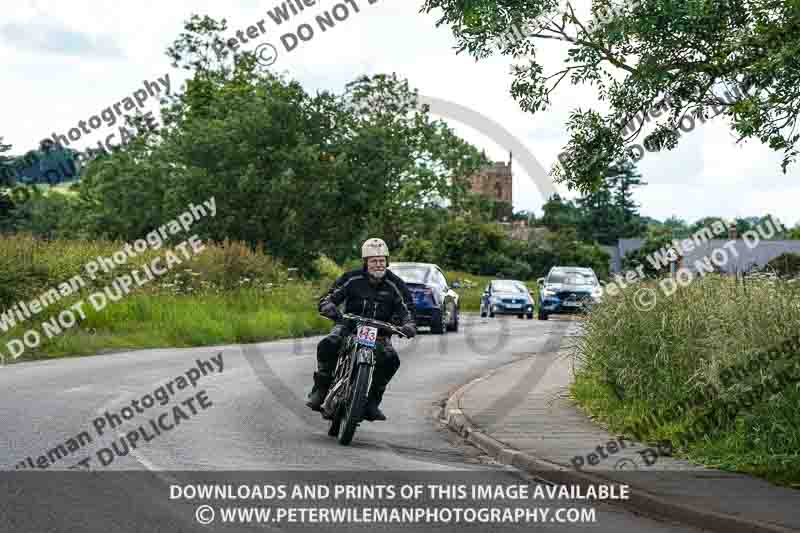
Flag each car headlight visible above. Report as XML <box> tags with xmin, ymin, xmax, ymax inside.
<box><xmin>543</xmin><ymin>288</ymin><xmax>557</xmax><ymax>297</ymax></box>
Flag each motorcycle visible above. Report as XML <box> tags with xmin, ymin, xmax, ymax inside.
<box><xmin>320</xmin><ymin>313</ymin><xmax>408</xmax><ymax>445</ymax></box>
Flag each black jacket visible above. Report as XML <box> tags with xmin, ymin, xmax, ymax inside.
<box><xmin>319</xmin><ymin>267</ymin><xmax>415</xmax><ymax>335</ymax></box>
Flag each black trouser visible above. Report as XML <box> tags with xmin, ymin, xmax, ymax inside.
<box><xmin>316</xmin><ymin>324</ymin><xmax>400</xmax><ymax>393</ymax></box>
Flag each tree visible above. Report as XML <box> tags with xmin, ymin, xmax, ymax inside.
<box><xmin>606</xmin><ymin>159</ymin><xmax>647</xmax><ymax>238</ymax></box>
<box><xmin>340</xmin><ymin>72</ymin><xmax>488</xmax><ymax>251</ymax></box>
<box><xmin>526</xmin><ymin>226</ymin><xmax>611</xmax><ymax>279</ymax></box>
<box><xmin>436</xmin><ymin>217</ymin><xmax>507</xmax><ymax>273</ymax></box>
<box><xmin>511</xmin><ymin>209</ymin><xmax>534</xmax><ymax>222</ymax></box>
<box><xmin>752</xmin><ymin>214</ymin><xmax>790</xmax><ymax>239</ymax></box>
<box><xmin>621</xmin><ymin>227</ymin><xmax>676</xmax><ymax>277</ymax></box>
<box><xmin>576</xmin><ymin>176</ymin><xmax>617</xmax><ymax>245</ymax></box>
<box><xmin>457</xmin><ymin>192</ymin><xmax>503</xmax><ymax>223</ymax></box>
<box><xmin>10</xmin><ymin>186</ymin><xmax>78</xmax><ymax>239</ymax></box>
<box><xmin>395</xmin><ymin>237</ymin><xmax>437</xmax><ymax>263</ymax></box>
<box><xmin>69</xmin><ymin>14</ymin><xmax>488</xmax><ymax>271</ymax></box>
<box><xmin>573</xmin><ymin>159</ymin><xmax>646</xmax><ymax>245</ymax></box>
<box><xmin>690</xmin><ymin>216</ymin><xmax>730</xmax><ymax>236</ymax></box>
<box><xmin>661</xmin><ymin>216</ymin><xmax>691</xmax><ymax>238</ymax></box>
<box><xmin>1</xmin><ymin>137</ymin><xmax>22</xmax><ymax>232</ymax></box>
<box><xmin>540</xmin><ymin>194</ymin><xmax>581</xmax><ymax>231</ymax></box>
<box><xmin>420</xmin><ymin>0</ymin><xmax>800</xmax><ymax>192</ymax></box>
<box><xmin>737</xmin><ymin>216</ymin><xmax>760</xmax><ymax>234</ymax></box>
<box><xmin>0</xmin><ymin>136</ymin><xmax>13</xmax><ymax>187</ymax></box>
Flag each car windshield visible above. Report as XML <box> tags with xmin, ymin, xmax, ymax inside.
<box><xmin>492</xmin><ymin>281</ymin><xmax>526</xmax><ymax>293</ymax></box>
<box><xmin>390</xmin><ymin>266</ymin><xmax>429</xmax><ymax>284</ymax></box>
<box><xmin>548</xmin><ymin>272</ymin><xmax>596</xmax><ymax>285</ymax></box>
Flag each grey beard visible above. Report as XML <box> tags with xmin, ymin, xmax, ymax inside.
<box><xmin>369</xmin><ymin>270</ymin><xmax>386</xmax><ymax>280</ymax></box>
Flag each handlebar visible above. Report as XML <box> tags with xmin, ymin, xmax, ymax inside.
<box><xmin>322</xmin><ymin>312</ymin><xmax>408</xmax><ymax>338</ymax></box>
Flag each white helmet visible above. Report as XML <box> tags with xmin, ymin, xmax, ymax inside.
<box><xmin>361</xmin><ymin>238</ymin><xmax>389</xmax><ymax>259</ymax></box>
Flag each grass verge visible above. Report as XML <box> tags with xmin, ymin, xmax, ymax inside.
<box><xmin>570</xmin><ymin>274</ymin><xmax>800</xmax><ymax>488</ymax></box>
<box><xmin>33</xmin><ymin>286</ymin><xmax>333</xmax><ymax>360</ymax></box>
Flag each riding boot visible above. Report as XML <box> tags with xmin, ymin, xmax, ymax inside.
<box><xmin>363</xmin><ymin>385</ymin><xmax>387</xmax><ymax>421</ymax></box>
<box><xmin>306</xmin><ymin>371</ymin><xmax>333</xmax><ymax>411</ymax></box>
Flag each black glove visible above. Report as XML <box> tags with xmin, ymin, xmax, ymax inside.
<box><xmin>320</xmin><ymin>302</ymin><xmax>341</xmax><ymax>321</ymax></box>
<box><xmin>399</xmin><ymin>324</ymin><xmax>416</xmax><ymax>338</ymax></box>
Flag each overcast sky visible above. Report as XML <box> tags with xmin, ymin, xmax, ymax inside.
<box><xmin>2</xmin><ymin>0</ymin><xmax>798</xmax><ymax>227</ymax></box>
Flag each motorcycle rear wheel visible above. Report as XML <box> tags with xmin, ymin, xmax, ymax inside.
<box><xmin>338</xmin><ymin>363</ymin><xmax>371</xmax><ymax>445</ymax></box>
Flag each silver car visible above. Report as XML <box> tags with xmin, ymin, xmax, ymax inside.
<box><xmin>480</xmin><ymin>279</ymin><xmax>535</xmax><ymax>319</ymax></box>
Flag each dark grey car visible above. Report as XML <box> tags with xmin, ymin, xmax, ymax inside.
<box><xmin>537</xmin><ymin>267</ymin><xmax>602</xmax><ymax>320</ymax></box>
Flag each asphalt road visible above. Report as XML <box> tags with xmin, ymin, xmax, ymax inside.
<box><xmin>0</xmin><ymin>314</ymin><xmax>704</xmax><ymax>532</ymax></box>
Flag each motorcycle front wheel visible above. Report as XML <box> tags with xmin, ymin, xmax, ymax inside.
<box><xmin>328</xmin><ymin>405</ymin><xmax>342</xmax><ymax>436</ymax></box>
<box><xmin>337</xmin><ymin>363</ymin><xmax>371</xmax><ymax>445</ymax></box>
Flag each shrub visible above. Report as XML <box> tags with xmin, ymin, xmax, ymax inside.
<box><xmin>764</xmin><ymin>252</ymin><xmax>800</xmax><ymax>278</ymax></box>
<box><xmin>165</xmin><ymin>239</ymin><xmax>288</xmax><ymax>292</ymax></box>
<box><xmin>525</xmin><ymin>228</ymin><xmax>611</xmax><ymax>279</ymax></box>
<box><xmin>311</xmin><ymin>254</ymin><xmax>344</xmax><ymax>282</ymax></box>
<box><xmin>395</xmin><ymin>238</ymin><xmax>437</xmax><ymax>263</ymax></box>
<box><xmin>342</xmin><ymin>257</ymin><xmax>363</xmax><ymax>272</ymax></box>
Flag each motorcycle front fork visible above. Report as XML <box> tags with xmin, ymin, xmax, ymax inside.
<box><xmin>322</xmin><ymin>345</ymin><xmax>375</xmax><ymax>415</ymax></box>
<box><xmin>322</xmin><ymin>344</ymin><xmax>375</xmax><ymax>418</ymax></box>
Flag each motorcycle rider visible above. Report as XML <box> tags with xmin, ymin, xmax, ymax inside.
<box><xmin>306</xmin><ymin>238</ymin><xmax>416</xmax><ymax>421</ymax></box>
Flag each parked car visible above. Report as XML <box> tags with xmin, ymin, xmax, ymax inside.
<box><xmin>388</xmin><ymin>262</ymin><xmax>459</xmax><ymax>334</ymax></box>
<box><xmin>479</xmin><ymin>279</ymin><xmax>535</xmax><ymax>319</ymax></box>
<box><xmin>537</xmin><ymin>266</ymin><xmax>602</xmax><ymax>320</ymax></box>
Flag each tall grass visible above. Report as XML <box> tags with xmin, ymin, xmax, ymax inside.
<box><xmin>0</xmin><ymin>234</ymin><xmax>327</xmax><ymax>362</ymax></box>
<box><xmin>35</xmin><ymin>286</ymin><xmax>331</xmax><ymax>359</ymax></box>
<box><xmin>571</xmin><ymin>274</ymin><xmax>800</xmax><ymax>487</ymax></box>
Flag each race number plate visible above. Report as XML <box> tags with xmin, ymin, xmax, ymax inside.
<box><xmin>356</xmin><ymin>325</ymin><xmax>378</xmax><ymax>348</ymax></box>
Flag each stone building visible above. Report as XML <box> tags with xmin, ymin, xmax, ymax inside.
<box><xmin>467</xmin><ymin>152</ymin><xmax>513</xmax><ymax>220</ymax></box>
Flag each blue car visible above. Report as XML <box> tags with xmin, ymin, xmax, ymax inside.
<box><xmin>388</xmin><ymin>262</ymin><xmax>460</xmax><ymax>334</ymax></box>
<box><xmin>480</xmin><ymin>279</ymin><xmax>535</xmax><ymax>319</ymax></box>
<box><xmin>537</xmin><ymin>267</ymin><xmax>602</xmax><ymax>320</ymax></box>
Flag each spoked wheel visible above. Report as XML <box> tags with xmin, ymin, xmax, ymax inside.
<box><xmin>327</xmin><ymin>405</ymin><xmax>343</xmax><ymax>436</ymax></box>
<box><xmin>338</xmin><ymin>363</ymin><xmax>371</xmax><ymax>445</ymax></box>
